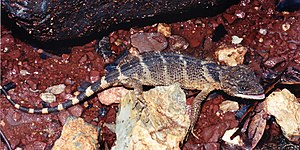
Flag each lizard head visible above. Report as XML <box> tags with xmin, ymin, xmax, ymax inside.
<box><xmin>219</xmin><ymin>65</ymin><xmax>265</xmax><ymax>100</ymax></box>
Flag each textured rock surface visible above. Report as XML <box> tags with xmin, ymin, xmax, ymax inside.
<box><xmin>219</xmin><ymin>100</ymin><xmax>239</xmax><ymax>113</ymax></box>
<box><xmin>97</xmin><ymin>87</ymin><xmax>129</xmax><ymax>105</ymax></box>
<box><xmin>112</xmin><ymin>84</ymin><xmax>190</xmax><ymax>150</ymax></box>
<box><xmin>45</xmin><ymin>84</ymin><xmax>66</xmax><ymax>95</ymax></box>
<box><xmin>265</xmin><ymin>89</ymin><xmax>300</xmax><ymax>144</ymax></box>
<box><xmin>130</xmin><ymin>32</ymin><xmax>168</xmax><ymax>53</ymax></box>
<box><xmin>215</xmin><ymin>45</ymin><xmax>247</xmax><ymax>66</ymax></box>
<box><xmin>52</xmin><ymin>117</ymin><xmax>99</xmax><ymax>150</ymax></box>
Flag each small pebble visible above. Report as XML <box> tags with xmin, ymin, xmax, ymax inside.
<box><xmin>39</xmin><ymin>93</ymin><xmax>56</xmax><ymax>103</ymax></box>
<box><xmin>168</xmin><ymin>35</ymin><xmax>189</xmax><ymax>51</ymax></box>
<box><xmin>231</xmin><ymin>35</ymin><xmax>243</xmax><ymax>44</ymax></box>
<box><xmin>264</xmin><ymin>57</ymin><xmax>285</xmax><ymax>68</ymax></box>
<box><xmin>26</xmin><ymin>79</ymin><xmax>37</xmax><ymax>90</ymax></box>
<box><xmin>282</xmin><ymin>23</ymin><xmax>290</xmax><ymax>31</ymax></box>
<box><xmin>259</xmin><ymin>29</ymin><xmax>267</xmax><ymax>35</ymax></box>
<box><xmin>45</xmin><ymin>84</ymin><xmax>66</xmax><ymax>95</ymax></box>
<box><xmin>235</xmin><ymin>10</ymin><xmax>245</xmax><ymax>18</ymax></box>
<box><xmin>223</xmin><ymin>14</ymin><xmax>237</xmax><ymax>24</ymax></box>
<box><xmin>90</xmin><ymin>70</ymin><xmax>100</xmax><ymax>83</ymax></box>
<box><xmin>20</xmin><ymin>70</ymin><xmax>30</xmax><ymax>76</ymax></box>
<box><xmin>157</xmin><ymin>23</ymin><xmax>171</xmax><ymax>37</ymax></box>
<box><xmin>62</xmin><ymin>54</ymin><xmax>70</xmax><ymax>60</ymax></box>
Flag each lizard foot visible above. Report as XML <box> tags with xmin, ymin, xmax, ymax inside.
<box><xmin>133</xmin><ymin>95</ymin><xmax>147</xmax><ymax>112</ymax></box>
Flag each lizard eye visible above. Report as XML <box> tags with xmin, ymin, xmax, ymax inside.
<box><xmin>239</xmin><ymin>86</ymin><xmax>247</xmax><ymax>91</ymax></box>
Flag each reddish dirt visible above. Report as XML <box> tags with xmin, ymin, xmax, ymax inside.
<box><xmin>1</xmin><ymin>0</ymin><xmax>299</xmax><ymax>149</ymax></box>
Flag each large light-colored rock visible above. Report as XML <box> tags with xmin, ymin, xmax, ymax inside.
<box><xmin>52</xmin><ymin>117</ymin><xmax>99</xmax><ymax>150</ymax></box>
<box><xmin>112</xmin><ymin>84</ymin><xmax>190</xmax><ymax>150</ymax></box>
<box><xmin>265</xmin><ymin>89</ymin><xmax>300</xmax><ymax>144</ymax></box>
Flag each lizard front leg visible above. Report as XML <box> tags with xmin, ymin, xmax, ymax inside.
<box><xmin>190</xmin><ymin>84</ymin><xmax>216</xmax><ymax>138</ymax></box>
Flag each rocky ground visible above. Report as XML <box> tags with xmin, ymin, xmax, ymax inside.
<box><xmin>1</xmin><ymin>0</ymin><xmax>299</xmax><ymax>149</ymax></box>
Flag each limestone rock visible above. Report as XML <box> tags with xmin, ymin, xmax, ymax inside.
<box><xmin>157</xmin><ymin>23</ymin><xmax>172</xmax><ymax>37</ymax></box>
<box><xmin>45</xmin><ymin>84</ymin><xmax>66</xmax><ymax>95</ymax></box>
<box><xmin>52</xmin><ymin>117</ymin><xmax>99</xmax><ymax>150</ymax></box>
<box><xmin>112</xmin><ymin>84</ymin><xmax>190</xmax><ymax>150</ymax></box>
<box><xmin>265</xmin><ymin>89</ymin><xmax>300</xmax><ymax>144</ymax></box>
<box><xmin>215</xmin><ymin>45</ymin><xmax>247</xmax><ymax>66</ymax></box>
<box><xmin>39</xmin><ymin>93</ymin><xmax>56</xmax><ymax>103</ymax></box>
<box><xmin>219</xmin><ymin>100</ymin><xmax>239</xmax><ymax>113</ymax></box>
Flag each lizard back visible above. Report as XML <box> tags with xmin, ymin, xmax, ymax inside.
<box><xmin>107</xmin><ymin>52</ymin><xmax>223</xmax><ymax>90</ymax></box>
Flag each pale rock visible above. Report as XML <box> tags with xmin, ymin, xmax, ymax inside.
<box><xmin>112</xmin><ymin>84</ymin><xmax>190</xmax><ymax>150</ymax></box>
<box><xmin>45</xmin><ymin>84</ymin><xmax>66</xmax><ymax>95</ymax></box>
<box><xmin>39</xmin><ymin>92</ymin><xmax>56</xmax><ymax>103</ymax></box>
<box><xmin>215</xmin><ymin>45</ymin><xmax>247</xmax><ymax>66</ymax></box>
<box><xmin>231</xmin><ymin>35</ymin><xmax>243</xmax><ymax>44</ymax></box>
<box><xmin>219</xmin><ymin>100</ymin><xmax>239</xmax><ymax>113</ymax></box>
<box><xmin>97</xmin><ymin>87</ymin><xmax>129</xmax><ymax>105</ymax></box>
<box><xmin>52</xmin><ymin>117</ymin><xmax>99</xmax><ymax>150</ymax></box>
<box><xmin>157</xmin><ymin>23</ymin><xmax>171</xmax><ymax>37</ymax></box>
<box><xmin>222</xmin><ymin>128</ymin><xmax>244</xmax><ymax>147</ymax></box>
<box><xmin>265</xmin><ymin>89</ymin><xmax>300</xmax><ymax>144</ymax></box>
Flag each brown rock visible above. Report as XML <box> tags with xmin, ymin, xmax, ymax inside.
<box><xmin>58</xmin><ymin>110</ymin><xmax>72</xmax><ymax>125</ymax></box>
<box><xmin>264</xmin><ymin>57</ymin><xmax>285</xmax><ymax>68</ymax></box>
<box><xmin>168</xmin><ymin>35</ymin><xmax>189</xmax><ymax>51</ymax></box>
<box><xmin>52</xmin><ymin>117</ymin><xmax>99</xmax><ymax>150</ymax></box>
<box><xmin>68</xmin><ymin>105</ymin><xmax>84</xmax><ymax>117</ymax></box>
<box><xmin>130</xmin><ymin>32</ymin><xmax>168</xmax><ymax>53</ymax></box>
<box><xmin>223</xmin><ymin>14</ymin><xmax>237</xmax><ymax>24</ymax></box>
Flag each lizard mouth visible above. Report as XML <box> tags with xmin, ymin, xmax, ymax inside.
<box><xmin>235</xmin><ymin>93</ymin><xmax>265</xmax><ymax>100</ymax></box>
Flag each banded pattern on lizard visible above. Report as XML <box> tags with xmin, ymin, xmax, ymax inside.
<box><xmin>1</xmin><ymin>52</ymin><xmax>265</xmax><ymax>129</ymax></box>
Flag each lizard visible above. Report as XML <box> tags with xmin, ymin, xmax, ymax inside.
<box><xmin>0</xmin><ymin>52</ymin><xmax>265</xmax><ymax>130</ymax></box>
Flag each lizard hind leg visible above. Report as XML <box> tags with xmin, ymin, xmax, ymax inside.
<box><xmin>120</xmin><ymin>78</ymin><xmax>147</xmax><ymax>111</ymax></box>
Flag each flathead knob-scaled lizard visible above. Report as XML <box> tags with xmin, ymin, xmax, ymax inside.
<box><xmin>1</xmin><ymin>52</ymin><xmax>265</xmax><ymax>131</ymax></box>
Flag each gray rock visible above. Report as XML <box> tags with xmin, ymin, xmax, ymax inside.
<box><xmin>112</xmin><ymin>84</ymin><xmax>190</xmax><ymax>150</ymax></box>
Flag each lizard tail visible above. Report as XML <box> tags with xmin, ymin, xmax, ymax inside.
<box><xmin>0</xmin><ymin>76</ymin><xmax>114</xmax><ymax>114</ymax></box>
